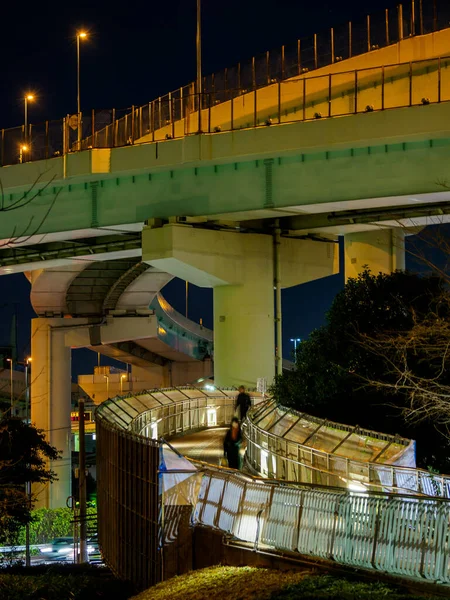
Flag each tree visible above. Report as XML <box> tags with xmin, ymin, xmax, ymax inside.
<box><xmin>0</xmin><ymin>417</ymin><xmax>59</xmax><ymax>543</ymax></box>
<box><xmin>272</xmin><ymin>269</ymin><xmax>450</xmax><ymax>472</ymax></box>
<box><xmin>358</xmin><ymin>226</ymin><xmax>450</xmax><ymax>430</ymax></box>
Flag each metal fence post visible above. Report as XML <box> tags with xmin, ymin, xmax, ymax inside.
<box><xmin>411</xmin><ymin>0</ymin><xmax>416</xmax><ymax>36</ymax></box>
<box><xmin>91</xmin><ymin>108</ymin><xmax>95</xmax><ymax>148</ymax></box>
<box><xmin>433</xmin><ymin>0</ymin><xmax>437</xmax><ymax>30</ymax></box>
<box><xmin>314</xmin><ymin>33</ymin><xmax>318</xmax><ymax>69</ymax></box>
<box><xmin>266</xmin><ymin>50</ymin><xmax>270</xmax><ymax>84</ymax></box>
<box><xmin>0</xmin><ymin>128</ymin><xmax>3</xmax><ymax>166</ymax></box>
<box><xmin>331</xmin><ymin>28</ymin><xmax>335</xmax><ymax>63</ymax></box>
<box><xmin>254</xmin><ymin>89</ymin><xmax>257</xmax><ymax>127</ymax></box>
<box><xmin>328</xmin><ymin>74</ymin><xmax>332</xmax><ymax>117</ymax></box>
<box><xmin>349</xmin><ymin>22</ymin><xmax>353</xmax><ymax>58</ymax></box>
<box><xmin>381</xmin><ymin>66</ymin><xmax>385</xmax><ymax>109</ymax></box>
<box><xmin>354</xmin><ymin>70</ymin><xmax>358</xmax><ymax>113</ymax></box>
<box><xmin>398</xmin><ymin>4</ymin><xmax>404</xmax><ymax>40</ymax></box>
<box><xmin>303</xmin><ymin>78</ymin><xmax>306</xmax><ymax>121</ymax></box>
<box><xmin>385</xmin><ymin>9</ymin><xmax>390</xmax><ymax>45</ymax></box>
<box><xmin>281</xmin><ymin>45</ymin><xmax>285</xmax><ymax>79</ymax></box>
<box><xmin>297</xmin><ymin>39</ymin><xmax>301</xmax><ymax>75</ymax></box>
<box><xmin>367</xmin><ymin>14</ymin><xmax>371</xmax><ymax>51</ymax></box>
<box><xmin>278</xmin><ymin>82</ymin><xmax>281</xmax><ymax>124</ymax></box>
<box><xmin>252</xmin><ymin>56</ymin><xmax>256</xmax><ymax>89</ymax></box>
<box><xmin>419</xmin><ymin>0</ymin><xmax>423</xmax><ymax>35</ymax></box>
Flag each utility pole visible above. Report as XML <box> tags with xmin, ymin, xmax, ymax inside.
<box><xmin>78</xmin><ymin>399</ymin><xmax>88</xmax><ymax>563</ymax></box>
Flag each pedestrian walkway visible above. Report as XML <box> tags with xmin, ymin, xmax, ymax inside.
<box><xmin>170</xmin><ymin>428</ymin><xmax>227</xmax><ymax>466</ymax></box>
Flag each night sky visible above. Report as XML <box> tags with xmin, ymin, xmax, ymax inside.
<box><xmin>0</xmin><ymin>0</ymin><xmax>435</xmax><ymax>378</ymax></box>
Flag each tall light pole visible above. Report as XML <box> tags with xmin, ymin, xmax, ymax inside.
<box><xmin>120</xmin><ymin>374</ymin><xmax>126</xmax><ymax>394</ymax></box>
<box><xmin>24</xmin><ymin>356</ymin><xmax>32</xmax><ymax>567</ymax></box>
<box><xmin>196</xmin><ymin>0</ymin><xmax>202</xmax><ymax>132</ymax></box>
<box><xmin>290</xmin><ymin>338</ymin><xmax>302</xmax><ymax>351</ymax></box>
<box><xmin>6</xmin><ymin>358</ymin><xmax>13</xmax><ymax>415</ymax></box>
<box><xmin>24</xmin><ymin>94</ymin><xmax>34</xmax><ymax>147</ymax></box>
<box><xmin>25</xmin><ymin>357</ymin><xmax>32</xmax><ymax>422</ymax></box>
<box><xmin>76</xmin><ymin>31</ymin><xmax>87</xmax><ymax>150</ymax></box>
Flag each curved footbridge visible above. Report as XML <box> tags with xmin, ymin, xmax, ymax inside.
<box><xmin>95</xmin><ymin>386</ymin><xmax>450</xmax><ymax>590</ymax></box>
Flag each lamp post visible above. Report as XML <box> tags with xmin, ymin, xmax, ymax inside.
<box><xmin>120</xmin><ymin>374</ymin><xmax>126</xmax><ymax>394</ymax></box>
<box><xmin>25</xmin><ymin>357</ymin><xmax>32</xmax><ymax>423</ymax></box>
<box><xmin>6</xmin><ymin>358</ymin><xmax>13</xmax><ymax>415</ymax></box>
<box><xmin>19</xmin><ymin>144</ymin><xmax>28</xmax><ymax>164</ymax></box>
<box><xmin>196</xmin><ymin>0</ymin><xmax>202</xmax><ymax>132</ymax></box>
<box><xmin>104</xmin><ymin>374</ymin><xmax>109</xmax><ymax>398</ymax></box>
<box><xmin>290</xmin><ymin>338</ymin><xmax>302</xmax><ymax>351</ymax></box>
<box><xmin>76</xmin><ymin>31</ymin><xmax>87</xmax><ymax>150</ymax></box>
<box><xmin>24</xmin><ymin>94</ymin><xmax>34</xmax><ymax>147</ymax></box>
<box><xmin>24</xmin><ymin>356</ymin><xmax>32</xmax><ymax>567</ymax></box>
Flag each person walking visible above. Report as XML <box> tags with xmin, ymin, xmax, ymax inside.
<box><xmin>223</xmin><ymin>417</ymin><xmax>243</xmax><ymax>470</ymax></box>
<box><xmin>235</xmin><ymin>385</ymin><xmax>251</xmax><ymax>422</ymax></box>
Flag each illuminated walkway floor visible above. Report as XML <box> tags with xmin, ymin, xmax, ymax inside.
<box><xmin>170</xmin><ymin>427</ymin><xmax>228</xmax><ymax>466</ymax></box>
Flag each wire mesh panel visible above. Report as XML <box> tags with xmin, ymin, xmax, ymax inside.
<box><xmin>96</xmin><ymin>415</ymin><xmax>159</xmax><ymax>590</ymax></box>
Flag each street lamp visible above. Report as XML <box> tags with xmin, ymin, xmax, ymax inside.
<box><xmin>196</xmin><ymin>0</ymin><xmax>202</xmax><ymax>132</ymax></box>
<box><xmin>25</xmin><ymin>357</ymin><xmax>32</xmax><ymax>423</ymax></box>
<box><xmin>76</xmin><ymin>31</ymin><xmax>88</xmax><ymax>149</ymax></box>
<box><xmin>6</xmin><ymin>358</ymin><xmax>13</xmax><ymax>415</ymax></box>
<box><xmin>19</xmin><ymin>144</ymin><xmax>28</xmax><ymax>164</ymax></box>
<box><xmin>104</xmin><ymin>374</ymin><xmax>109</xmax><ymax>398</ymax></box>
<box><xmin>290</xmin><ymin>338</ymin><xmax>302</xmax><ymax>351</ymax></box>
<box><xmin>24</xmin><ymin>94</ymin><xmax>34</xmax><ymax>147</ymax></box>
<box><xmin>120</xmin><ymin>374</ymin><xmax>126</xmax><ymax>394</ymax></box>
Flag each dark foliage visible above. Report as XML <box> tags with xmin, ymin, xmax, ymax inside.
<box><xmin>0</xmin><ymin>418</ymin><xmax>59</xmax><ymax>543</ymax></box>
<box><xmin>272</xmin><ymin>269</ymin><xmax>450</xmax><ymax>471</ymax></box>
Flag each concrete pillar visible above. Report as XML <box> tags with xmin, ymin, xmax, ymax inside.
<box><xmin>31</xmin><ymin>318</ymin><xmax>72</xmax><ymax>509</ymax></box>
<box><xmin>213</xmin><ymin>269</ymin><xmax>274</xmax><ymax>389</ymax></box>
<box><xmin>344</xmin><ymin>229</ymin><xmax>405</xmax><ymax>281</ymax></box>
<box><xmin>142</xmin><ymin>224</ymin><xmax>338</xmax><ymax>389</ymax></box>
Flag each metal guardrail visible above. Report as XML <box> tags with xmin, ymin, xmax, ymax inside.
<box><xmin>245</xmin><ymin>400</ymin><xmax>450</xmax><ymax>497</ymax></box>
<box><xmin>96</xmin><ymin>386</ymin><xmax>450</xmax><ymax>587</ymax></box>
<box><xmin>191</xmin><ymin>466</ymin><xmax>450</xmax><ymax>584</ymax></box>
<box><xmin>1</xmin><ymin>1</ymin><xmax>450</xmax><ymax>167</ymax></box>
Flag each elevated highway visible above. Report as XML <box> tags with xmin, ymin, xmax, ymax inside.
<box><xmin>3</xmin><ymin>2</ymin><xmax>450</xmax><ymax>508</ymax></box>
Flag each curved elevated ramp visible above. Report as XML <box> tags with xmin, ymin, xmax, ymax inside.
<box><xmin>95</xmin><ymin>386</ymin><xmax>450</xmax><ymax>588</ymax></box>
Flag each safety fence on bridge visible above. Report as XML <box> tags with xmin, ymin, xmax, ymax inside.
<box><xmin>187</xmin><ymin>465</ymin><xmax>450</xmax><ymax>585</ymax></box>
<box><xmin>2</xmin><ymin>1</ymin><xmax>450</xmax><ymax>167</ymax></box>
<box><xmin>96</xmin><ymin>386</ymin><xmax>450</xmax><ymax>589</ymax></box>
<box><xmin>245</xmin><ymin>399</ymin><xmax>450</xmax><ymax>498</ymax></box>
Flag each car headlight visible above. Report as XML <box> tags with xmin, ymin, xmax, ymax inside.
<box><xmin>41</xmin><ymin>547</ymin><xmax>52</xmax><ymax>553</ymax></box>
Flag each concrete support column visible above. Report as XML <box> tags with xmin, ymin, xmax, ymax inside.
<box><xmin>344</xmin><ymin>229</ymin><xmax>405</xmax><ymax>281</ymax></box>
<box><xmin>143</xmin><ymin>224</ymin><xmax>338</xmax><ymax>389</ymax></box>
<box><xmin>31</xmin><ymin>318</ymin><xmax>72</xmax><ymax>509</ymax></box>
<box><xmin>214</xmin><ymin>272</ymin><xmax>274</xmax><ymax>389</ymax></box>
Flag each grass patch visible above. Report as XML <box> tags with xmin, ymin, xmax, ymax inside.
<box><xmin>133</xmin><ymin>566</ymin><xmax>310</xmax><ymax>600</ymax></box>
<box><xmin>133</xmin><ymin>566</ymin><xmax>443</xmax><ymax>600</ymax></box>
<box><xmin>270</xmin><ymin>575</ymin><xmax>442</xmax><ymax>600</ymax></box>
<box><xmin>0</xmin><ymin>564</ymin><xmax>134</xmax><ymax>600</ymax></box>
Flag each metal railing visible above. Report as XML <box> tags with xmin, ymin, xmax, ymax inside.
<box><xmin>245</xmin><ymin>400</ymin><xmax>450</xmax><ymax>497</ymax></box>
<box><xmin>192</xmin><ymin>466</ymin><xmax>450</xmax><ymax>584</ymax></box>
<box><xmin>96</xmin><ymin>386</ymin><xmax>450</xmax><ymax>587</ymax></box>
<box><xmin>1</xmin><ymin>1</ymin><xmax>450</xmax><ymax>167</ymax></box>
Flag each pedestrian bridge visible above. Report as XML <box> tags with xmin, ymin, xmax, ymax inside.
<box><xmin>95</xmin><ymin>386</ymin><xmax>450</xmax><ymax>590</ymax></box>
